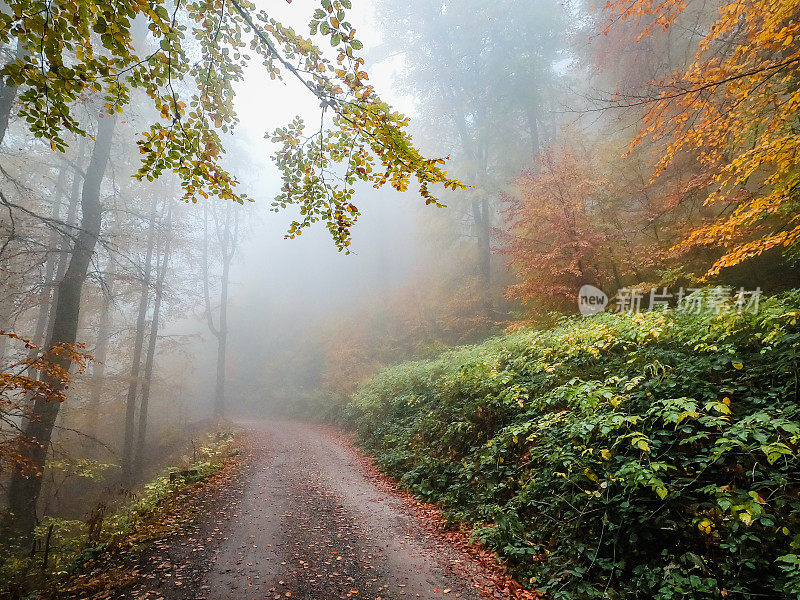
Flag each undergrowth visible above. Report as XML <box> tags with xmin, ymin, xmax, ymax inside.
<box><xmin>0</xmin><ymin>429</ymin><xmax>237</xmax><ymax>598</ymax></box>
<box><xmin>346</xmin><ymin>290</ymin><xmax>800</xmax><ymax>599</ymax></box>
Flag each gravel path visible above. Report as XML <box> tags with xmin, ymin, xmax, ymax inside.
<box><xmin>124</xmin><ymin>420</ymin><xmax>484</xmax><ymax>600</ymax></box>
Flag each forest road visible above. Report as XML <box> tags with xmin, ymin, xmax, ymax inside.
<box><xmin>128</xmin><ymin>420</ymin><xmax>485</xmax><ymax>600</ymax></box>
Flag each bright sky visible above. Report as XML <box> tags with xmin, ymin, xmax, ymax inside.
<box><xmin>231</xmin><ymin>0</ymin><xmax>413</xmax><ymax>201</ymax></box>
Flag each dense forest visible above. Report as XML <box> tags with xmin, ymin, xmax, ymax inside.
<box><xmin>0</xmin><ymin>0</ymin><xmax>798</xmax><ymax>598</ymax></box>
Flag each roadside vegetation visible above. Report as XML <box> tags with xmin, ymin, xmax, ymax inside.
<box><xmin>0</xmin><ymin>429</ymin><xmax>238</xmax><ymax>598</ymax></box>
<box><xmin>345</xmin><ymin>290</ymin><xmax>800</xmax><ymax>599</ymax></box>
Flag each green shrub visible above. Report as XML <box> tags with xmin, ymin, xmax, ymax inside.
<box><xmin>347</xmin><ymin>290</ymin><xmax>800</xmax><ymax>599</ymax></box>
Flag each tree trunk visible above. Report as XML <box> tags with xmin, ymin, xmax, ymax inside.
<box><xmin>6</xmin><ymin>111</ymin><xmax>117</xmax><ymax>538</ymax></box>
<box><xmin>472</xmin><ymin>196</ymin><xmax>492</xmax><ymax>319</ymax></box>
<box><xmin>45</xmin><ymin>141</ymin><xmax>86</xmax><ymax>342</ymax></box>
<box><xmin>526</xmin><ymin>107</ymin><xmax>540</xmax><ymax>163</ymax></box>
<box><xmin>203</xmin><ymin>200</ymin><xmax>238</xmax><ymax>420</ymax></box>
<box><xmin>0</xmin><ymin>313</ymin><xmax>10</xmax><ymax>364</ymax></box>
<box><xmin>0</xmin><ymin>40</ymin><xmax>24</xmax><ymax>145</ymax></box>
<box><xmin>121</xmin><ymin>196</ymin><xmax>158</xmax><ymax>483</ymax></box>
<box><xmin>26</xmin><ymin>166</ymin><xmax>68</xmax><ymax>379</ymax></box>
<box><xmin>214</xmin><ymin>258</ymin><xmax>229</xmax><ymax>418</ymax></box>
<box><xmin>134</xmin><ymin>201</ymin><xmax>172</xmax><ymax>474</ymax></box>
<box><xmin>213</xmin><ymin>205</ymin><xmax>234</xmax><ymax>418</ymax></box>
<box><xmin>86</xmin><ymin>260</ymin><xmax>117</xmax><ymax>425</ymax></box>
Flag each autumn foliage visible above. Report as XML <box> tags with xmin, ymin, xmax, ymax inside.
<box><xmin>503</xmin><ymin>149</ymin><xmax>612</xmax><ymax>309</ymax></box>
<box><xmin>608</xmin><ymin>0</ymin><xmax>800</xmax><ymax>275</ymax></box>
<box><xmin>0</xmin><ymin>333</ymin><xmax>90</xmax><ymax>474</ymax></box>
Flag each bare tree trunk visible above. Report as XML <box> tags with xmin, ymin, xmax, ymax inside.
<box><xmin>134</xmin><ymin>201</ymin><xmax>172</xmax><ymax>474</ymax></box>
<box><xmin>26</xmin><ymin>167</ymin><xmax>68</xmax><ymax>379</ymax></box>
<box><xmin>121</xmin><ymin>196</ymin><xmax>158</xmax><ymax>483</ymax></box>
<box><xmin>87</xmin><ymin>260</ymin><xmax>117</xmax><ymax>424</ymax></box>
<box><xmin>214</xmin><ymin>252</ymin><xmax>229</xmax><ymax>418</ymax></box>
<box><xmin>0</xmin><ymin>40</ymin><xmax>24</xmax><ymax>145</ymax></box>
<box><xmin>46</xmin><ymin>141</ymin><xmax>86</xmax><ymax>342</ymax></box>
<box><xmin>203</xmin><ymin>200</ymin><xmax>238</xmax><ymax>419</ymax></box>
<box><xmin>6</xmin><ymin>111</ymin><xmax>117</xmax><ymax>538</ymax></box>
<box><xmin>526</xmin><ymin>107</ymin><xmax>540</xmax><ymax>162</ymax></box>
<box><xmin>472</xmin><ymin>196</ymin><xmax>492</xmax><ymax>319</ymax></box>
<box><xmin>214</xmin><ymin>204</ymin><xmax>236</xmax><ymax>418</ymax></box>
<box><xmin>0</xmin><ymin>315</ymin><xmax>9</xmax><ymax>364</ymax></box>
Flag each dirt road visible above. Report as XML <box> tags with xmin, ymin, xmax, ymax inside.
<box><xmin>124</xmin><ymin>420</ymin><xmax>485</xmax><ymax>600</ymax></box>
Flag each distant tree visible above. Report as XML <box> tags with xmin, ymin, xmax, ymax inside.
<box><xmin>502</xmin><ymin>148</ymin><xmax>613</xmax><ymax>310</ymax></box>
<box><xmin>502</xmin><ymin>138</ymin><xmax>714</xmax><ymax>315</ymax></box>
<box><xmin>202</xmin><ymin>197</ymin><xmax>239</xmax><ymax>419</ymax></box>
<box><xmin>121</xmin><ymin>196</ymin><xmax>158</xmax><ymax>482</ymax></box>
<box><xmin>375</xmin><ymin>0</ymin><xmax>565</xmax><ymax>316</ymax></box>
<box><xmin>135</xmin><ymin>200</ymin><xmax>173</xmax><ymax>475</ymax></box>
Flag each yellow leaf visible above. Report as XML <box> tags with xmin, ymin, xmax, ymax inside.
<box><xmin>697</xmin><ymin>518</ymin><xmax>713</xmax><ymax>534</ymax></box>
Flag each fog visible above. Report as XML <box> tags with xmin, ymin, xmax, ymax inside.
<box><xmin>2</xmin><ymin>0</ymin><xmax>793</xmax><ymax>571</ymax></box>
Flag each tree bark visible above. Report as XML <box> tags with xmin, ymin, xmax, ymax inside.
<box><xmin>214</xmin><ymin>203</ymin><xmax>236</xmax><ymax>418</ymax></box>
<box><xmin>134</xmin><ymin>201</ymin><xmax>172</xmax><ymax>474</ymax></box>
<box><xmin>121</xmin><ymin>196</ymin><xmax>158</xmax><ymax>483</ymax></box>
<box><xmin>26</xmin><ymin>166</ymin><xmax>68</xmax><ymax>379</ymax></box>
<box><xmin>472</xmin><ymin>196</ymin><xmax>492</xmax><ymax>319</ymax></box>
<box><xmin>86</xmin><ymin>260</ymin><xmax>117</xmax><ymax>426</ymax></box>
<box><xmin>214</xmin><ymin>258</ymin><xmax>229</xmax><ymax>418</ymax></box>
<box><xmin>0</xmin><ymin>40</ymin><xmax>25</xmax><ymax>145</ymax></box>
<box><xmin>45</xmin><ymin>141</ymin><xmax>86</xmax><ymax>342</ymax></box>
<box><xmin>203</xmin><ymin>199</ymin><xmax>238</xmax><ymax>419</ymax></box>
<box><xmin>6</xmin><ymin>111</ymin><xmax>117</xmax><ymax>538</ymax></box>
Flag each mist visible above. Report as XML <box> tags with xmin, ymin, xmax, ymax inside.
<box><xmin>1</xmin><ymin>0</ymin><xmax>798</xmax><ymax>597</ymax></box>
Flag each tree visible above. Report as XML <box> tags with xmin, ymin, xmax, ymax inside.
<box><xmin>2</xmin><ymin>0</ymin><xmax>464</xmax><ymax>537</ymax></box>
<box><xmin>503</xmin><ymin>148</ymin><xmax>613</xmax><ymax>310</ymax></box>
<box><xmin>121</xmin><ymin>196</ymin><xmax>158</xmax><ymax>482</ymax></box>
<box><xmin>202</xmin><ymin>198</ymin><xmax>239</xmax><ymax>418</ymax></box>
<box><xmin>374</xmin><ymin>0</ymin><xmax>565</xmax><ymax>315</ymax></box>
<box><xmin>607</xmin><ymin>0</ymin><xmax>800</xmax><ymax>275</ymax></box>
<box><xmin>0</xmin><ymin>0</ymin><xmax>463</xmax><ymax>243</ymax></box>
<box><xmin>0</xmin><ymin>332</ymin><xmax>89</xmax><ymax>474</ymax></box>
<box><xmin>7</xmin><ymin>109</ymin><xmax>116</xmax><ymax>536</ymax></box>
<box><xmin>135</xmin><ymin>200</ymin><xmax>173</xmax><ymax>474</ymax></box>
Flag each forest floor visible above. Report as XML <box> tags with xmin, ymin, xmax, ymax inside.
<box><xmin>63</xmin><ymin>420</ymin><xmax>538</xmax><ymax>600</ymax></box>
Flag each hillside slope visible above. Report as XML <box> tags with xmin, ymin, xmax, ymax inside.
<box><xmin>346</xmin><ymin>291</ymin><xmax>800</xmax><ymax>599</ymax></box>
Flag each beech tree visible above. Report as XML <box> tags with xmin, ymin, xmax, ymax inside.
<box><xmin>1</xmin><ymin>0</ymin><xmax>463</xmax><ymax>536</ymax></box>
<box><xmin>203</xmin><ymin>197</ymin><xmax>239</xmax><ymax>419</ymax></box>
<box><xmin>607</xmin><ymin>0</ymin><xmax>800</xmax><ymax>275</ymax></box>
<box><xmin>375</xmin><ymin>0</ymin><xmax>564</xmax><ymax>316</ymax></box>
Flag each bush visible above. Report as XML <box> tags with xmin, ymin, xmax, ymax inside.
<box><xmin>346</xmin><ymin>290</ymin><xmax>800</xmax><ymax>599</ymax></box>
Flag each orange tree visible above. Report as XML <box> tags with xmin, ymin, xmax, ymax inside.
<box><xmin>607</xmin><ymin>0</ymin><xmax>800</xmax><ymax>275</ymax></box>
<box><xmin>502</xmin><ymin>148</ymin><xmax>613</xmax><ymax>310</ymax></box>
